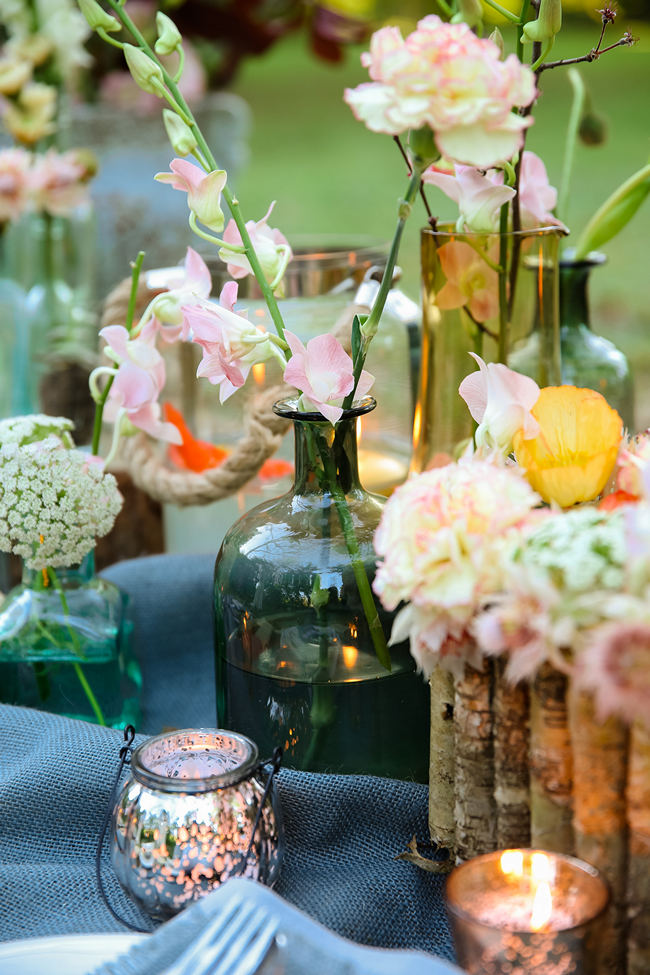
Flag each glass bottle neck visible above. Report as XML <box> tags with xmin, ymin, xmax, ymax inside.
<box><xmin>293</xmin><ymin>415</ymin><xmax>363</xmax><ymax>495</ymax></box>
<box><xmin>560</xmin><ymin>264</ymin><xmax>592</xmax><ymax>330</ymax></box>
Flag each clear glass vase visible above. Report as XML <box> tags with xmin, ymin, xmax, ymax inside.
<box><xmin>558</xmin><ymin>252</ymin><xmax>634</xmax><ymax>430</ymax></box>
<box><xmin>214</xmin><ymin>397</ymin><xmax>430</xmax><ymax>780</ymax></box>
<box><xmin>9</xmin><ymin>208</ymin><xmax>98</xmax><ymax>442</ymax></box>
<box><xmin>413</xmin><ymin>225</ymin><xmax>563</xmax><ymax>470</ymax></box>
<box><xmin>0</xmin><ymin>552</ymin><xmax>141</xmax><ymax>728</ymax></box>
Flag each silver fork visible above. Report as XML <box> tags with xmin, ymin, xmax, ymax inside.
<box><xmin>163</xmin><ymin>898</ymin><xmax>279</xmax><ymax>975</ymax></box>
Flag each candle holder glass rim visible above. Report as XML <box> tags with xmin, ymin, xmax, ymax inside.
<box><xmin>422</xmin><ymin>223</ymin><xmax>569</xmax><ymax>242</ymax></box>
<box><xmin>272</xmin><ymin>396</ymin><xmax>376</xmax><ymax>423</ymax></box>
<box><xmin>131</xmin><ymin>727</ymin><xmax>260</xmax><ymax>794</ymax></box>
<box><xmin>560</xmin><ymin>248</ymin><xmax>607</xmax><ymax>269</ymax></box>
<box><xmin>445</xmin><ymin>848</ymin><xmax>610</xmax><ymax>934</ymax></box>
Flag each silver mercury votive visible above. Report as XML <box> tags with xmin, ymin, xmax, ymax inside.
<box><xmin>110</xmin><ymin>728</ymin><xmax>283</xmax><ymax>919</ymax></box>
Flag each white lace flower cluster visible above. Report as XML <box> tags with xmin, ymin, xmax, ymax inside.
<box><xmin>0</xmin><ymin>414</ymin><xmax>74</xmax><ymax>447</ymax></box>
<box><xmin>0</xmin><ymin>421</ymin><xmax>122</xmax><ymax>570</ymax></box>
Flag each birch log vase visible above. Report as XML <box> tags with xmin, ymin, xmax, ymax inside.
<box><xmin>493</xmin><ymin>659</ymin><xmax>531</xmax><ymax>848</ymax></box>
<box><xmin>428</xmin><ymin>666</ymin><xmax>456</xmax><ymax>851</ymax></box>
<box><xmin>626</xmin><ymin>718</ymin><xmax>650</xmax><ymax>975</ymax></box>
<box><xmin>569</xmin><ymin>686</ymin><xmax>628</xmax><ymax>975</ymax></box>
<box><xmin>530</xmin><ymin>663</ymin><xmax>574</xmax><ymax>853</ymax></box>
<box><xmin>454</xmin><ymin>658</ymin><xmax>496</xmax><ymax>860</ymax></box>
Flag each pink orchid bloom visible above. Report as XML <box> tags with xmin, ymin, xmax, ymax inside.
<box><xmin>99</xmin><ymin>326</ymin><xmax>180</xmax><ymax>443</ymax></box>
<box><xmin>0</xmin><ymin>147</ymin><xmax>31</xmax><ymax>221</ymax></box>
<box><xmin>183</xmin><ymin>282</ymin><xmax>281</xmax><ymax>403</ymax></box>
<box><xmin>145</xmin><ymin>247</ymin><xmax>213</xmax><ymax>342</ymax></box>
<box><xmin>219</xmin><ymin>201</ymin><xmax>292</xmax><ymax>291</ymax></box>
<box><xmin>283</xmin><ymin>330</ymin><xmax>374</xmax><ymax>425</ymax></box>
<box><xmin>436</xmin><ymin>240</ymin><xmax>500</xmax><ymax>322</ymax></box>
<box><xmin>518</xmin><ymin>152</ymin><xmax>567</xmax><ymax>231</ymax></box>
<box><xmin>422</xmin><ymin>164</ymin><xmax>515</xmax><ymax>233</ymax></box>
<box><xmin>155</xmin><ymin>158</ymin><xmax>227</xmax><ymax>232</ymax></box>
<box><xmin>459</xmin><ymin>352</ymin><xmax>540</xmax><ymax>453</ymax></box>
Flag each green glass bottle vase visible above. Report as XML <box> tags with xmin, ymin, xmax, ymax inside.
<box><xmin>557</xmin><ymin>252</ymin><xmax>634</xmax><ymax>429</ymax></box>
<box><xmin>0</xmin><ymin>551</ymin><xmax>141</xmax><ymax>728</ymax></box>
<box><xmin>214</xmin><ymin>397</ymin><xmax>430</xmax><ymax>780</ymax></box>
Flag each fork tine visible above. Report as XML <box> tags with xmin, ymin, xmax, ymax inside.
<box><xmin>184</xmin><ymin>902</ymin><xmax>261</xmax><ymax>975</ymax></box>
<box><xmin>163</xmin><ymin>898</ymin><xmax>253</xmax><ymax>975</ymax></box>
<box><xmin>223</xmin><ymin>917</ymin><xmax>279</xmax><ymax>975</ymax></box>
<box><xmin>210</xmin><ymin>910</ymin><xmax>279</xmax><ymax>975</ymax></box>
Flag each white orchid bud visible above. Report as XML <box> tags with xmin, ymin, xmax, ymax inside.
<box><xmin>124</xmin><ymin>45</ymin><xmax>165</xmax><ymax>97</ymax></box>
<box><xmin>78</xmin><ymin>0</ymin><xmax>120</xmax><ymax>33</ymax></box>
<box><xmin>163</xmin><ymin>110</ymin><xmax>197</xmax><ymax>156</ymax></box>
<box><xmin>155</xmin><ymin>12</ymin><xmax>182</xmax><ymax>56</ymax></box>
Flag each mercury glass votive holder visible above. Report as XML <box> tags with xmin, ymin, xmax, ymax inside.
<box><xmin>111</xmin><ymin>728</ymin><xmax>283</xmax><ymax>919</ymax></box>
<box><xmin>446</xmin><ymin>849</ymin><xmax>609</xmax><ymax>975</ymax></box>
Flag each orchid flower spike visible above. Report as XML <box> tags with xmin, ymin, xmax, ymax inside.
<box><xmin>458</xmin><ymin>352</ymin><xmax>540</xmax><ymax>454</ymax></box>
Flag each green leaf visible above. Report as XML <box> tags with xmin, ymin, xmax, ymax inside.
<box><xmin>574</xmin><ymin>162</ymin><xmax>650</xmax><ymax>259</ymax></box>
<box><xmin>351</xmin><ymin>313</ymin><xmax>362</xmax><ymax>365</ymax></box>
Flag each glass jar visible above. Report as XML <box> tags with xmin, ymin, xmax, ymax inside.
<box><xmin>557</xmin><ymin>252</ymin><xmax>634</xmax><ymax>430</ymax></box>
<box><xmin>111</xmin><ymin>728</ymin><xmax>283</xmax><ymax>919</ymax></box>
<box><xmin>413</xmin><ymin>226</ymin><xmax>563</xmax><ymax>471</ymax></box>
<box><xmin>214</xmin><ymin>397</ymin><xmax>430</xmax><ymax>780</ymax></box>
<box><xmin>0</xmin><ymin>551</ymin><xmax>140</xmax><ymax>728</ymax></box>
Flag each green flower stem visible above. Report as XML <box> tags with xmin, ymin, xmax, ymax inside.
<box><xmin>103</xmin><ymin>0</ymin><xmax>288</xmax><ymax>346</ymax></box>
<box><xmin>516</xmin><ymin>0</ymin><xmax>533</xmax><ymax>62</ymax></box>
<box><xmin>497</xmin><ymin>203</ymin><xmax>510</xmax><ymax>364</ymax></box>
<box><xmin>314</xmin><ymin>431</ymin><xmax>391</xmax><ymax>671</ymax></box>
<box><xmin>481</xmin><ymin>0</ymin><xmax>521</xmax><ymax>23</ymax></box>
<box><xmin>90</xmin><ymin>250</ymin><xmax>145</xmax><ymax>455</ymax></box>
<box><xmin>557</xmin><ymin>69</ymin><xmax>586</xmax><ymax>224</ymax></box>
<box><xmin>344</xmin><ymin>166</ymin><xmax>423</xmax><ymax>409</ymax></box>
<box><xmin>47</xmin><ymin>567</ymin><xmax>106</xmax><ymax>726</ymax></box>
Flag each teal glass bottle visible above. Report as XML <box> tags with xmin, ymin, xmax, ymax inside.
<box><xmin>214</xmin><ymin>397</ymin><xmax>430</xmax><ymax>780</ymax></box>
<box><xmin>0</xmin><ymin>552</ymin><xmax>141</xmax><ymax>728</ymax></box>
<box><xmin>558</xmin><ymin>253</ymin><xmax>634</xmax><ymax>429</ymax></box>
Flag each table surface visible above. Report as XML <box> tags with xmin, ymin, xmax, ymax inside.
<box><xmin>0</xmin><ymin>553</ymin><xmax>454</xmax><ymax>962</ymax></box>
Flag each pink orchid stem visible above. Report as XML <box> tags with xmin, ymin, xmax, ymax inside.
<box><xmin>91</xmin><ymin>250</ymin><xmax>145</xmax><ymax>456</ymax></box>
<box><xmin>103</xmin><ymin>0</ymin><xmax>288</xmax><ymax>347</ymax></box>
<box><xmin>344</xmin><ymin>165</ymin><xmax>423</xmax><ymax>409</ymax></box>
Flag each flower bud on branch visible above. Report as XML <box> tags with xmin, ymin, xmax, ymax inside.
<box><xmin>78</xmin><ymin>0</ymin><xmax>120</xmax><ymax>33</ymax></box>
<box><xmin>155</xmin><ymin>12</ymin><xmax>182</xmax><ymax>56</ymax></box>
<box><xmin>124</xmin><ymin>44</ymin><xmax>166</xmax><ymax>97</ymax></box>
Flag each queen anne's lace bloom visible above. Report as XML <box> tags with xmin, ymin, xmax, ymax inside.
<box><xmin>0</xmin><ymin>431</ymin><xmax>122</xmax><ymax>569</ymax></box>
<box><xmin>0</xmin><ymin>413</ymin><xmax>74</xmax><ymax>447</ymax></box>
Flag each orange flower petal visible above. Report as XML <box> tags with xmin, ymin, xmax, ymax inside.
<box><xmin>513</xmin><ymin>385</ymin><xmax>622</xmax><ymax>508</ymax></box>
<box><xmin>163</xmin><ymin>402</ymin><xmax>228</xmax><ymax>473</ymax></box>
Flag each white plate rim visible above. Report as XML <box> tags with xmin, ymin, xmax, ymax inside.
<box><xmin>0</xmin><ymin>931</ymin><xmax>144</xmax><ymax>960</ymax></box>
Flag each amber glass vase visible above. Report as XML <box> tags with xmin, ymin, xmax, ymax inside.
<box><xmin>413</xmin><ymin>225</ymin><xmax>564</xmax><ymax>470</ymax></box>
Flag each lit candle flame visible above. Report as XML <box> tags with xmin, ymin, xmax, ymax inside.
<box><xmin>356</xmin><ymin>416</ymin><xmax>364</xmax><ymax>446</ymax></box>
<box><xmin>500</xmin><ymin>850</ymin><xmax>555</xmax><ymax>932</ymax></box>
<box><xmin>252</xmin><ymin>363</ymin><xmax>266</xmax><ymax>386</ymax></box>
<box><xmin>342</xmin><ymin>645</ymin><xmax>358</xmax><ymax>668</ymax></box>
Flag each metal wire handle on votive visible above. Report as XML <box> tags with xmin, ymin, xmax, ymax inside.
<box><xmin>95</xmin><ymin>725</ymin><xmax>283</xmax><ymax>932</ymax></box>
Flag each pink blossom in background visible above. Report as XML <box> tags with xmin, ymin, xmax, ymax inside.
<box><xmin>575</xmin><ymin>621</ymin><xmax>650</xmax><ymax>725</ymax></box>
<box><xmin>344</xmin><ymin>15</ymin><xmax>536</xmax><ymax>168</ymax></box>
<box><xmin>183</xmin><ymin>282</ymin><xmax>281</xmax><ymax>402</ymax></box>
<box><xmin>616</xmin><ymin>432</ymin><xmax>650</xmax><ymax>497</ymax></box>
<box><xmin>283</xmin><ymin>330</ymin><xmax>374</xmax><ymax>424</ymax></box>
<box><xmin>422</xmin><ymin>164</ymin><xmax>515</xmax><ymax>233</ymax></box>
<box><xmin>219</xmin><ymin>201</ymin><xmax>292</xmax><ymax>289</ymax></box>
<box><xmin>435</xmin><ymin>240</ymin><xmax>500</xmax><ymax>321</ymax></box>
<box><xmin>155</xmin><ymin>158</ymin><xmax>227</xmax><ymax>232</ymax></box>
<box><xmin>459</xmin><ymin>352</ymin><xmax>540</xmax><ymax>453</ymax></box>
<box><xmin>28</xmin><ymin>149</ymin><xmax>89</xmax><ymax>216</ymax></box>
<box><xmin>0</xmin><ymin>148</ymin><xmax>31</xmax><ymax>221</ymax></box>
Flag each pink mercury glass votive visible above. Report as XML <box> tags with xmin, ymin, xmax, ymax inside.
<box><xmin>446</xmin><ymin>849</ymin><xmax>609</xmax><ymax>975</ymax></box>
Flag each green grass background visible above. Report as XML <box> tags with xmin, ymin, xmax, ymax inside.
<box><xmin>228</xmin><ymin>19</ymin><xmax>650</xmax><ymax>425</ymax></box>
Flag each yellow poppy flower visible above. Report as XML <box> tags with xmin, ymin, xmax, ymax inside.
<box><xmin>513</xmin><ymin>385</ymin><xmax>622</xmax><ymax>508</ymax></box>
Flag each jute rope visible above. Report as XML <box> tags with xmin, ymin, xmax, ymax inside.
<box><xmin>101</xmin><ymin>275</ymin><xmax>293</xmax><ymax>506</ymax></box>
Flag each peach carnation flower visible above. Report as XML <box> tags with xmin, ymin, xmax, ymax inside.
<box><xmin>373</xmin><ymin>459</ymin><xmax>540</xmax><ymax>676</ymax></box>
<box><xmin>344</xmin><ymin>15</ymin><xmax>536</xmax><ymax>168</ymax></box>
